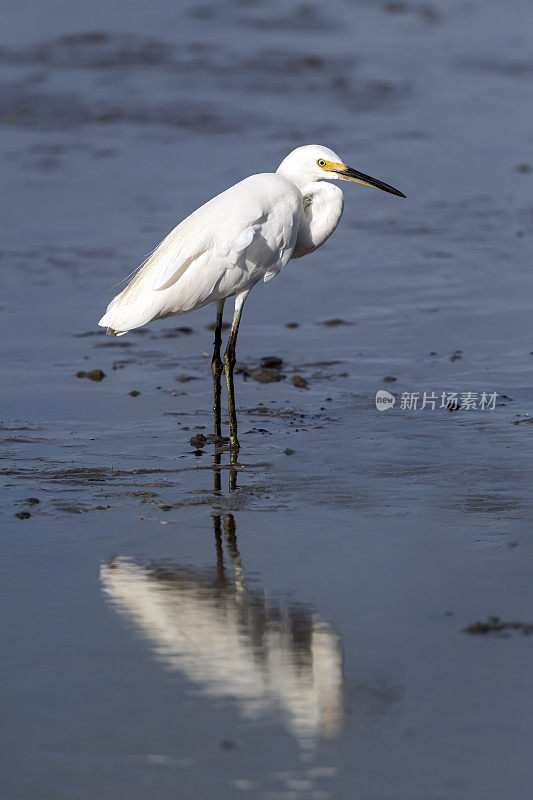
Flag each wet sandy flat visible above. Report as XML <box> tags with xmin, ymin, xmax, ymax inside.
<box><xmin>1</xmin><ymin>0</ymin><xmax>533</xmax><ymax>798</ymax></box>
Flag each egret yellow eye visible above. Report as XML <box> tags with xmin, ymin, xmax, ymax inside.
<box><xmin>317</xmin><ymin>159</ymin><xmax>326</xmax><ymax>167</ymax></box>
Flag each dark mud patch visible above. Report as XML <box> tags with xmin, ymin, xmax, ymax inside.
<box><xmin>260</xmin><ymin>356</ymin><xmax>283</xmax><ymax>369</ymax></box>
<box><xmin>95</xmin><ymin>340</ymin><xmax>133</xmax><ymax>348</ymax></box>
<box><xmin>156</xmin><ymin>326</ymin><xmax>194</xmax><ymax>339</ymax></box>
<box><xmin>0</xmin><ymin>83</ymin><xmax>239</xmax><ymax>132</ymax></box>
<box><xmin>233</xmin><ymin>3</ymin><xmax>335</xmax><ymax>33</ymax></box>
<box><xmin>2</xmin><ymin>436</ymin><xmax>46</xmax><ymax>445</ymax></box>
<box><xmin>245</xmin><ymin>406</ymin><xmax>307</xmax><ymax>420</ymax></box>
<box><xmin>297</xmin><ymin>360</ymin><xmax>343</xmax><ymax>368</ymax></box>
<box><xmin>0</xmin><ymin>424</ymin><xmax>41</xmax><ymax>432</ymax></box>
<box><xmin>235</xmin><ymin>355</ymin><xmax>340</xmax><ymax>388</ymax></box>
<box><xmin>291</xmin><ymin>375</ymin><xmax>309</xmax><ymax>390</ymax></box>
<box><xmin>122</xmin><ymin>490</ymin><xmax>158</xmax><ymax>498</ymax></box>
<box><xmin>74</xmin><ymin>330</ymin><xmax>107</xmax><ymax>339</ymax></box>
<box><xmin>464</xmin><ymin>617</ymin><xmax>533</xmax><ymax>637</ymax></box>
<box><xmin>111</xmin><ymin>358</ymin><xmax>136</xmax><ymax>371</ymax></box>
<box><xmin>460</xmin><ymin>495</ymin><xmax>524</xmax><ymax>515</ymax></box>
<box><xmin>140</xmin><ymin>482</ymin><xmax>284</xmax><ymax>514</ymax></box>
<box><xmin>0</xmin><ymin>26</ymin><xmax>411</xmax><ymax>138</ymax></box>
<box><xmin>206</xmin><ymin>321</ymin><xmax>231</xmax><ymax>331</ymax></box>
<box><xmin>317</xmin><ymin>318</ymin><xmax>354</xmax><ymax>327</ymax></box>
<box><xmin>381</xmin><ymin>0</ymin><xmax>441</xmax><ymax>22</ymax></box>
<box><xmin>190</xmin><ymin>433</ymin><xmax>207</xmax><ymax>449</ymax></box>
<box><xmin>1</xmin><ymin>465</ymin><xmax>180</xmax><ymax>486</ymax></box>
<box><xmin>53</xmin><ymin>502</ymin><xmax>111</xmax><ymax>514</ymax></box>
<box><xmin>456</xmin><ymin>56</ymin><xmax>533</xmax><ymax>78</ymax></box>
<box><xmin>251</xmin><ymin>368</ymin><xmax>285</xmax><ymax>384</ymax></box>
<box><xmin>77</xmin><ymin>369</ymin><xmax>105</xmax><ymax>381</ymax></box>
<box><xmin>0</xmin><ymin>33</ymin><xmax>175</xmax><ymax>70</ymax></box>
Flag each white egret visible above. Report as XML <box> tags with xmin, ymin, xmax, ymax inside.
<box><xmin>100</xmin><ymin>517</ymin><xmax>344</xmax><ymax>744</ymax></box>
<box><xmin>98</xmin><ymin>144</ymin><xmax>405</xmax><ymax>449</ymax></box>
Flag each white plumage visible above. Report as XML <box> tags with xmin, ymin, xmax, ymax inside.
<box><xmin>97</xmin><ymin>144</ymin><xmax>404</xmax><ymax>446</ymax></box>
<box><xmin>99</xmin><ymin>171</ymin><xmax>303</xmax><ymax>334</ymax></box>
<box><xmin>98</xmin><ymin>145</ymin><xmax>363</xmax><ymax>335</ymax></box>
<box><xmin>100</xmin><ymin>556</ymin><xmax>344</xmax><ymax>743</ymax></box>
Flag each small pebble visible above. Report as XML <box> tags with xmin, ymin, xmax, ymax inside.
<box><xmin>260</xmin><ymin>356</ymin><xmax>283</xmax><ymax>369</ymax></box>
<box><xmin>129</xmin><ymin>390</ymin><xmax>140</xmax><ymax>397</ymax></box>
<box><xmin>87</xmin><ymin>369</ymin><xmax>105</xmax><ymax>381</ymax></box>
<box><xmin>285</xmin><ymin>322</ymin><xmax>299</xmax><ymax>329</ymax></box>
<box><xmin>76</xmin><ymin>369</ymin><xmax>105</xmax><ymax>381</ymax></box>
<box><xmin>25</xmin><ymin>497</ymin><xmax>40</xmax><ymax>505</ymax></box>
<box><xmin>383</xmin><ymin>376</ymin><xmax>397</xmax><ymax>382</ymax></box>
<box><xmin>190</xmin><ymin>433</ymin><xmax>207</xmax><ymax>448</ymax></box>
<box><xmin>284</xmin><ymin>448</ymin><xmax>295</xmax><ymax>455</ymax></box>
<box><xmin>252</xmin><ymin>369</ymin><xmax>285</xmax><ymax>384</ymax></box>
<box><xmin>15</xmin><ymin>512</ymin><xmax>31</xmax><ymax>520</ymax></box>
<box><xmin>291</xmin><ymin>375</ymin><xmax>309</xmax><ymax>389</ymax></box>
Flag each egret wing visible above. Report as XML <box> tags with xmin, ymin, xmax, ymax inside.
<box><xmin>99</xmin><ymin>173</ymin><xmax>302</xmax><ymax>333</ymax></box>
<box><xmin>124</xmin><ymin>195</ymin><xmax>266</xmax><ymax>297</ymax></box>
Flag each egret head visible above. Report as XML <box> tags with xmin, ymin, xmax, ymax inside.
<box><xmin>277</xmin><ymin>144</ymin><xmax>406</xmax><ymax>198</ymax></box>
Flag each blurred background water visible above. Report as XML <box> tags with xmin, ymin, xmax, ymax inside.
<box><xmin>1</xmin><ymin>1</ymin><xmax>533</xmax><ymax>798</ymax></box>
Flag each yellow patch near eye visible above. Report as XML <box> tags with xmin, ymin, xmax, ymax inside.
<box><xmin>320</xmin><ymin>160</ymin><xmax>346</xmax><ymax>173</ymax></box>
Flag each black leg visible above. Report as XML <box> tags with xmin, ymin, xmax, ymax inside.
<box><xmin>229</xmin><ymin>462</ymin><xmax>238</xmax><ymax>493</ymax></box>
<box><xmin>213</xmin><ymin>513</ymin><xmax>227</xmax><ymax>589</ymax></box>
<box><xmin>224</xmin><ymin>292</ymin><xmax>248</xmax><ymax>453</ymax></box>
<box><xmin>224</xmin><ymin>333</ymin><xmax>239</xmax><ymax>452</ymax></box>
<box><xmin>223</xmin><ymin>513</ymin><xmax>242</xmax><ymax>588</ymax></box>
<box><xmin>211</xmin><ymin>300</ymin><xmax>224</xmax><ymax>439</ymax></box>
<box><xmin>213</xmin><ymin>449</ymin><xmax>222</xmax><ymax>493</ymax></box>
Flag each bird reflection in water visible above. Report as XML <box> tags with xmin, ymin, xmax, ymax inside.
<box><xmin>100</xmin><ymin>463</ymin><xmax>344</xmax><ymax>744</ymax></box>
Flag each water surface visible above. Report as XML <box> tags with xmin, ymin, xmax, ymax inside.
<box><xmin>1</xmin><ymin>0</ymin><xmax>533</xmax><ymax>797</ymax></box>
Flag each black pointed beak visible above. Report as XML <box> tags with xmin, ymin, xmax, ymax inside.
<box><xmin>334</xmin><ymin>165</ymin><xmax>406</xmax><ymax>198</ymax></box>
